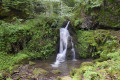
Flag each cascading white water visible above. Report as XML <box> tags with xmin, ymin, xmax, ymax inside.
<box><xmin>51</xmin><ymin>21</ymin><xmax>76</xmax><ymax>67</ymax></box>
<box><xmin>71</xmin><ymin>37</ymin><xmax>77</xmax><ymax>61</ymax></box>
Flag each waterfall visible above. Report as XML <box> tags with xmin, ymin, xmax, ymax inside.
<box><xmin>51</xmin><ymin>21</ymin><xmax>76</xmax><ymax>67</ymax></box>
<box><xmin>71</xmin><ymin>37</ymin><xmax>77</xmax><ymax>61</ymax></box>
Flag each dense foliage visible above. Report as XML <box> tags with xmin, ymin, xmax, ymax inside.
<box><xmin>71</xmin><ymin>49</ymin><xmax>120</xmax><ymax>80</ymax></box>
<box><xmin>72</xmin><ymin>0</ymin><xmax>120</xmax><ymax>29</ymax></box>
<box><xmin>76</xmin><ymin>30</ymin><xmax>119</xmax><ymax>59</ymax></box>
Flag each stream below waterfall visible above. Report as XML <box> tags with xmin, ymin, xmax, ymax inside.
<box><xmin>11</xmin><ymin>59</ymin><xmax>92</xmax><ymax>80</ymax></box>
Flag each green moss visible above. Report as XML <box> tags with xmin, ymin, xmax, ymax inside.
<box><xmin>60</xmin><ymin>76</ymin><xmax>72</xmax><ymax>80</ymax></box>
<box><xmin>0</xmin><ymin>72</ymin><xmax>3</xmax><ymax>79</ymax></box>
<box><xmin>107</xmin><ymin>49</ymin><xmax>120</xmax><ymax>60</ymax></box>
<box><xmin>33</xmin><ymin>68</ymin><xmax>48</xmax><ymax>75</ymax></box>
<box><xmin>95</xmin><ymin>61</ymin><xmax>109</xmax><ymax>69</ymax></box>
<box><xmin>84</xmin><ymin>71</ymin><xmax>101</xmax><ymax>80</ymax></box>
<box><xmin>6</xmin><ymin>78</ymin><xmax>13</xmax><ymax>80</ymax></box>
<box><xmin>72</xmin><ymin>0</ymin><xmax>120</xmax><ymax>29</ymax></box>
<box><xmin>81</xmin><ymin>62</ymin><xmax>93</xmax><ymax>67</ymax></box>
<box><xmin>76</xmin><ymin>29</ymin><xmax>119</xmax><ymax>59</ymax></box>
<box><xmin>29</xmin><ymin>61</ymin><xmax>36</xmax><ymax>66</ymax></box>
<box><xmin>96</xmin><ymin>0</ymin><xmax>120</xmax><ymax>28</ymax></box>
<box><xmin>76</xmin><ymin>30</ymin><xmax>95</xmax><ymax>58</ymax></box>
<box><xmin>51</xmin><ymin>69</ymin><xmax>61</xmax><ymax>74</ymax></box>
<box><xmin>71</xmin><ymin>49</ymin><xmax>120</xmax><ymax>80</ymax></box>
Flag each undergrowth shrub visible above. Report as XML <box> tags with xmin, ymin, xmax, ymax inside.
<box><xmin>0</xmin><ymin>15</ymin><xmax>60</xmax><ymax>59</ymax></box>
<box><xmin>76</xmin><ymin>29</ymin><xmax>119</xmax><ymax>59</ymax></box>
<box><xmin>0</xmin><ymin>51</ymin><xmax>28</xmax><ymax>70</ymax></box>
<box><xmin>0</xmin><ymin>15</ymin><xmax>63</xmax><ymax>71</ymax></box>
<box><xmin>71</xmin><ymin>49</ymin><xmax>120</xmax><ymax>80</ymax></box>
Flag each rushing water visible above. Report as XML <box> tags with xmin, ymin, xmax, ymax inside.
<box><xmin>52</xmin><ymin>21</ymin><xmax>76</xmax><ymax>67</ymax></box>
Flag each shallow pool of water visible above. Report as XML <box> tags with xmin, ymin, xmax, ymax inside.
<box><xmin>11</xmin><ymin>59</ymin><xmax>92</xmax><ymax>80</ymax></box>
<box><xmin>32</xmin><ymin>59</ymin><xmax>92</xmax><ymax>79</ymax></box>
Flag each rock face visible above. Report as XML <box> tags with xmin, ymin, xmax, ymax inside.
<box><xmin>60</xmin><ymin>76</ymin><xmax>72</xmax><ymax>80</ymax></box>
<box><xmin>67</xmin><ymin>22</ymin><xmax>80</xmax><ymax>59</ymax></box>
<box><xmin>81</xmin><ymin>16</ymin><xmax>94</xmax><ymax>29</ymax></box>
<box><xmin>73</xmin><ymin>0</ymin><xmax>120</xmax><ymax>29</ymax></box>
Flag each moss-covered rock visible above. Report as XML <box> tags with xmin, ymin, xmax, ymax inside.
<box><xmin>81</xmin><ymin>62</ymin><xmax>93</xmax><ymax>67</ymax></box>
<box><xmin>29</xmin><ymin>61</ymin><xmax>36</xmax><ymax>66</ymax></box>
<box><xmin>56</xmin><ymin>76</ymin><xmax>72</xmax><ymax>80</ymax></box>
<box><xmin>71</xmin><ymin>49</ymin><xmax>120</xmax><ymax>80</ymax></box>
<box><xmin>72</xmin><ymin>0</ymin><xmax>120</xmax><ymax>29</ymax></box>
<box><xmin>6</xmin><ymin>78</ymin><xmax>13</xmax><ymax>80</ymax></box>
<box><xmin>51</xmin><ymin>69</ymin><xmax>61</xmax><ymax>74</ymax></box>
<box><xmin>76</xmin><ymin>29</ymin><xmax>119</xmax><ymax>59</ymax></box>
<box><xmin>60</xmin><ymin>76</ymin><xmax>72</xmax><ymax>80</ymax></box>
<box><xmin>33</xmin><ymin>68</ymin><xmax>48</xmax><ymax>75</ymax></box>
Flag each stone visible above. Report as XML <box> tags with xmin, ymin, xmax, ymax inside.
<box><xmin>0</xmin><ymin>72</ymin><xmax>2</xmax><ymax>78</ymax></box>
<box><xmin>51</xmin><ymin>69</ymin><xmax>61</xmax><ymax>74</ymax></box>
<box><xmin>61</xmin><ymin>76</ymin><xmax>72</xmax><ymax>80</ymax></box>
<box><xmin>33</xmin><ymin>68</ymin><xmax>48</xmax><ymax>75</ymax></box>
<box><xmin>29</xmin><ymin>61</ymin><xmax>36</xmax><ymax>66</ymax></box>
<box><xmin>81</xmin><ymin>16</ymin><xmax>94</xmax><ymax>29</ymax></box>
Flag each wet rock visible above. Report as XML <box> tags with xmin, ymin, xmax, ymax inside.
<box><xmin>60</xmin><ymin>76</ymin><xmax>72</xmax><ymax>80</ymax></box>
<box><xmin>29</xmin><ymin>61</ymin><xmax>36</xmax><ymax>66</ymax></box>
<box><xmin>13</xmin><ymin>70</ymin><xmax>19</xmax><ymax>73</ymax></box>
<box><xmin>51</xmin><ymin>69</ymin><xmax>61</xmax><ymax>74</ymax></box>
<box><xmin>6</xmin><ymin>78</ymin><xmax>13</xmax><ymax>80</ymax></box>
<box><xmin>33</xmin><ymin>68</ymin><xmax>48</xmax><ymax>75</ymax></box>
<box><xmin>81</xmin><ymin>16</ymin><xmax>94</xmax><ymax>29</ymax></box>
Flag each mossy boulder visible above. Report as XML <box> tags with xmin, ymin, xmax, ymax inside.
<box><xmin>6</xmin><ymin>78</ymin><xmax>13</xmax><ymax>80</ymax></box>
<box><xmin>61</xmin><ymin>76</ymin><xmax>72</xmax><ymax>80</ymax></box>
<box><xmin>56</xmin><ymin>76</ymin><xmax>72</xmax><ymax>80</ymax></box>
<box><xmin>71</xmin><ymin>48</ymin><xmax>120</xmax><ymax>80</ymax></box>
<box><xmin>29</xmin><ymin>61</ymin><xmax>36</xmax><ymax>66</ymax></box>
<box><xmin>81</xmin><ymin>62</ymin><xmax>93</xmax><ymax>67</ymax></box>
<box><xmin>33</xmin><ymin>68</ymin><xmax>48</xmax><ymax>75</ymax></box>
<box><xmin>51</xmin><ymin>69</ymin><xmax>61</xmax><ymax>74</ymax></box>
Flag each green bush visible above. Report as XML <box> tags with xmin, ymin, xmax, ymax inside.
<box><xmin>0</xmin><ymin>16</ymin><xmax>59</xmax><ymax>59</ymax></box>
<box><xmin>71</xmin><ymin>49</ymin><xmax>120</xmax><ymax>80</ymax></box>
<box><xmin>76</xmin><ymin>29</ymin><xmax>119</xmax><ymax>59</ymax></box>
<box><xmin>0</xmin><ymin>15</ymin><xmax>61</xmax><ymax>71</ymax></box>
<box><xmin>0</xmin><ymin>0</ymin><xmax>44</xmax><ymax>19</ymax></box>
<box><xmin>0</xmin><ymin>52</ymin><xmax>28</xmax><ymax>70</ymax></box>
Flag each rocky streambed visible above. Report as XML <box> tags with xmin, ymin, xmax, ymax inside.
<box><xmin>7</xmin><ymin>59</ymin><xmax>92</xmax><ymax>80</ymax></box>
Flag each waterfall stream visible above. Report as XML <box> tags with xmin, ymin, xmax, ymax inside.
<box><xmin>52</xmin><ymin>21</ymin><xmax>76</xmax><ymax>67</ymax></box>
